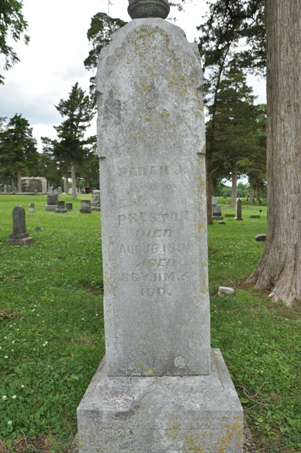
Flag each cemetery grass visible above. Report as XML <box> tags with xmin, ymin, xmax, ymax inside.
<box><xmin>0</xmin><ymin>195</ymin><xmax>299</xmax><ymax>452</ymax></box>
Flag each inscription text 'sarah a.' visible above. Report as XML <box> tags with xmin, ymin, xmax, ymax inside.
<box><xmin>97</xmin><ymin>19</ymin><xmax>209</xmax><ymax>377</ymax></box>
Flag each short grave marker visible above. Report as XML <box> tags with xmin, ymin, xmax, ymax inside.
<box><xmin>6</xmin><ymin>205</ymin><xmax>33</xmax><ymax>245</ymax></box>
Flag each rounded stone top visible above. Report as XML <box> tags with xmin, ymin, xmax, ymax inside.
<box><xmin>128</xmin><ymin>0</ymin><xmax>170</xmax><ymax>20</ymax></box>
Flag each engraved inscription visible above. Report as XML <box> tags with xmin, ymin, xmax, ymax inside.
<box><xmin>141</xmin><ymin>287</ymin><xmax>172</xmax><ymax>297</ymax></box>
<box><xmin>135</xmin><ymin>258</ymin><xmax>174</xmax><ymax>269</ymax></box>
<box><xmin>136</xmin><ymin>229</ymin><xmax>172</xmax><ymax>238</ymax></box>
<box><xmin>118</xmin><ymin>165</ymin><xmax>169</xmax><ymax>177</ymax></box>
<box><xmin>117</xmin><ymin>211</ymin><xmax>189</xmax><ymax>225</ymax></box>
<box><xmin>119</xmin><ymin>241</ymin><xmax>192</xmax><ymax>255</ymax></box>
<box><xmin>120</xmin><ymin>272</ymin><xmax>190</xmax><ymax>283</ymax></box>
<box><xmin>117</xmin><ymin>163</ymin><xmax>195</xmax><ymax>178</ymax></box>
<box><xmin>119</xmin><ymin>196</ymin><xmax>143</xmax><ymax>208</ymax></box>
<box><xmin>114</xmin><ymin>161</ymin><xmax>196</xmax><ymax>299</ymax></box>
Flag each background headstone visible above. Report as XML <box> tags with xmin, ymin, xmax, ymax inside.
<box><xmin>91</xmin><ymin>191</ymin><xmax>101</xmax><ymax>211</ymax></box>
<box><xmin>66</xmin><ymin>202</ymin><xmax>73</xmax><ymax>211</ymax></box>
<box><xmin>28</xmin><ymin>202</ymin><xmax>35</xmax><ymax>213</ymax></box>
<box><xmin>6</xmin><ymin>205</ymin><xmax>33</xmax><ymax>245</ymax></box>
<box><xmin>235</xmin><ymin>198</ymin><xmax>243</xmax><ymax>220</ymax></box>
<box><xmin>80</xmin><ymin>200</ymin><xmax>92</xmax><ymax>214</ymax></box>
<box><xmin>212</xmin><ymin>196</ymin><xmax>223</xmax><ymax>219</ymax></box>
<box><xmin>255</xmin><ymin>234</ymin><xmax>267</xmax><ymax>241</ymax></box>
<box><xmin>55</xmin><ymin>200</ymin><xmax>67</xmax><ymax>213</ymax></box>
<box><xmin>21</xmin><ymin>177</ymin><xmax>47</xmax><ymax>193</ymax></box>
<box><xmin>45</xmin><ymin>190</ymin><xmax>58</xmax><ymax>211</ymax></box>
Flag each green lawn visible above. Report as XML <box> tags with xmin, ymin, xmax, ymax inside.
<box><xmin>0</xmin><ymin>194</ymin><xmax>300</xmax><ymax>453</ymax></box>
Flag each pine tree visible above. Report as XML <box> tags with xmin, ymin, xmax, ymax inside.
<box><xmin>0</xmin><ymin>114</ymin><xmax>38</xmax><ymax>191</ymax></box>
<box><xmin>53</xmin><ymin>83</ymin><xmax>96</xmax><ymax>200</ymax></box>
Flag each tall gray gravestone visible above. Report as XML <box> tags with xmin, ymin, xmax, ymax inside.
<box><xmin>6</xmin><ymin>205</ymin><xmax>33</xmax><ymax>245</ymax></box>
<box><xmin>235</xmin><ymin>198</ymin><xmax>243</xmax><ymax>221</ymax></box>
<box><xmin>77</xmin><ymin>3</ymin><xmax>243</xmax><ymax>452</ymax></box>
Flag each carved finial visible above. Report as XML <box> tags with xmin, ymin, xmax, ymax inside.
<box><xmin>128</xmin><ymin>0</ymin><xmax>170</xmax><ymax>19</ymax></box>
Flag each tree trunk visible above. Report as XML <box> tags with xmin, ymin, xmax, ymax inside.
<box><xmin>206</xmin><ymin>50</ymin><xmax>230</xmax><ymax>225</ymax></box>
<box><xmin>230</xmin><ymin>161</ymin><xmax>237</xmax><ymax>209</ymax></box>
<box><xmin>247</xmin><ymin>0</ymin><xmax>301</xmax><ymax>306</ymax></box>
<box><xmin>17</xmin><ymin>170</ymin><xmax>22</xmax><ymax>193</ymax></box>
<box><xmin>206</xmin><ymin>153</ymin><xmax>213</xmax><ymax>225</ymax></box>
<box><xmin>256</xmin><ymin>183</ymin><xmax>260</xmax><ymax>202</ymax></box>
<box><xmin>212</xmin><ymin>177</ymin><xmax>217</xmax><ymax>197</ymax></box>
<box><xmin>64</xmin><ymin>176</ymin><xmax>69</xmax><ymax>193</ymax></box>
<box><xmin>71</xmin><ymin>160</ymin><xmax>77</xmax><ymax>200</ymax></box>
<box><xmin>249</xmin><ymin>175</ymin><xmax>254</xmax><ymax>205</ymax></box>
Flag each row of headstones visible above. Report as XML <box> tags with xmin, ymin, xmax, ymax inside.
<box><xmin>212</xmin><ymin>197</ymin><xmax>261</xmax><ymax>221</ymax></box>
<box><xmin>45</xmin><ymin>199</ymin><xmax>97</xmax><ymax>214</ymax></box>
<box><xmin>45</xmin><ymin>191</ymin><xmax>101</xmax><ymax>212</ymax></box>
<box><xmin>6</xmin><ymin>199</ymin><xmax>102</xmax><ymax>246</ymax></box>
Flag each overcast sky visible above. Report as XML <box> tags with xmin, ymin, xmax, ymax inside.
<box><xmin>0</xmin><ymin>0</ymin><xmax>266</xmax><ymax>152</ymax></box>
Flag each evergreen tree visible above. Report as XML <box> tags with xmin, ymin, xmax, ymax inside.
<box><xmin>205</xmin><ymin>68</ymin><xmax>264</xmax><ymax>213</ymax></box>
<box><xmin>53</xmin><ymin>83</ymin><xmax>96</xmax><ymax>200</ymax></box>
<box><xmin>39</xmin><ymin>138</ymin><xmax>65</xmax><ymax>189</ymax></box>
<box><xmin>0</xmin><ymin>114</ymin><xmax>38</xmax><ymax>191</ymax></box>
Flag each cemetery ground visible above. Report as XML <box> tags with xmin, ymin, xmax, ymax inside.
<box><xmin>0</xmin><ymin>195</ymin><xmax>300</xmax><ymax>453</ymax></box>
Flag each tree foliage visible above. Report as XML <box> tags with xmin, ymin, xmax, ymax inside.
<box><xmin>205</xmin><ymin>67</ymin><xmax>266</xmax><ymax>207</ymax></box>
<box><xmin>0</xmin><ymin>0</ymin><xmax>29</xmax><ymax>84</ymax></box>
<box><xmin>84</xmin><ymin>13</ymin><xmax>127</xmax><ymax>97</ymax></box>
<box><xmin>198</xmin><ymin>0</ymin><xmax>265</xmax><ymax>74</ymax></box>
<box><xmin>0</xmin><ymin>114</ymin><xmax>38</xmax><ymax>189</ymax></box>
<box><xmin>51</xmin><ymin>82</ymin><xmax>96</xmax><ymax>199</ymax></box>
<box><xmin>197</xmin><ymin>0</ymin><xmax>266</xmax><ymax>221</ymax></box>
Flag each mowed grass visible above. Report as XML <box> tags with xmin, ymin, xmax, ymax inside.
<box><xmin>0</xmin><ymin>194</ymin><xmax>104</xmax><ymax>452</ymax></box>
<box><xmin>0</xmin><ymin>194</ymin><xmax>300</xmax><ymax>452</ymax></box>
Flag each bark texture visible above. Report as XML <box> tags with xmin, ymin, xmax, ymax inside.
<box><xmin>249</xmin><ymin>176</ymin><xmax>254</xmax><ymax>204</ymax></box>
<box><xmin>206</xmin><ymin>154</ymin><xmax>213</xmax><ymax>225</ymax></box>
<box><xmin>71</xmin><ymin>160</ymin><xmax>77</xmax><ymax>200</ymax></box>
<box><xmin>231</xmin><ymin>161</ymin><xmax>238</xmax><ymax>209</ymax></box>
<box><xmin>247</xmin><ymin>0</ymin><xmax>301</xmax><ymax>306</ymax></box>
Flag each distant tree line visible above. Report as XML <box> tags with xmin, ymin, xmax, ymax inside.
<box><xmin>0</xmin><ymin>98</ymin><xmax>98</xmax><ymax>196</ymax></box>
<box><xmin>2</xmin><ymin>0</ymin><xmax>299</xmax><ymax>304</ymax></box>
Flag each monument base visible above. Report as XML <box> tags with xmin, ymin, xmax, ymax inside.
<box><xmin>7</xmin><ymin>231</ymin><xmax>33</xmax><ymax>245</ymax></box>
<box><xmin>6</xmin><ymin>236</ymin><xmax>33</xmax><ymax>245</ymax></box>
<box><xmin>55</xmin><ymin>208</ymin><xmax>67</xmax><ymax>213</ymax></box>
<box><xmin>45</xmin><ymin>205</ymin><xmax>57</xmax><ymax>211</ymax></box>
<box><xmin>77</xmin><ymin>349</ymin><xmax>243</xmax><ymax>453</ymax></box>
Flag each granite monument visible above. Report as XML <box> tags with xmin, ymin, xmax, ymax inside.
<box><xmin>77</xmin><ymin>2</ymin><xmax>243</xmax><ymax>451</ymax></box>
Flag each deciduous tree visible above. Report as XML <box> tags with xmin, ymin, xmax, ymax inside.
<box><xmin>0</xmin><ymin>0</ymin><xmax>29</xmax><ymax>84</ymax></box>
<box><xmin>247</xmin><ymin>1</ymin><xmax>301</xmax><ymax>306</ymax></box>
<box><xmin>84</xmin><ymin>12</ymin><xmax>127</xmax><ymax>98</ymax></box>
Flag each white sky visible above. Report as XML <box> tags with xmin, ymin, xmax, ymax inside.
<box><xmin>0</xmin><ymin>0</ymin><xmax>266</xmax><ymax>152</ymax></box>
